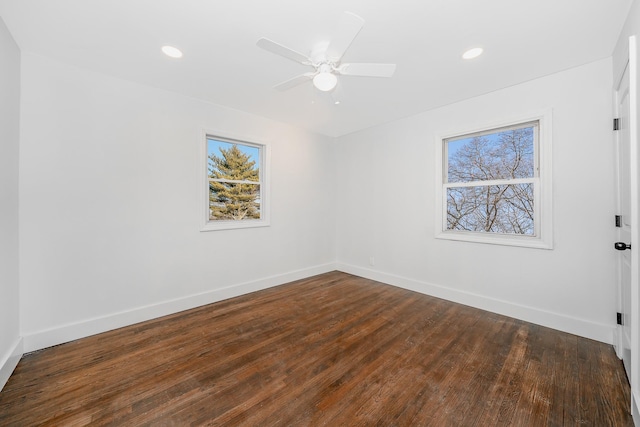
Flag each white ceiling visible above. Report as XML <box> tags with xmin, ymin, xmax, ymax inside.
<box><xmin>0</xmin><ymin>0</ymin><xmax>633</xmax><ymax>137</ymax></box>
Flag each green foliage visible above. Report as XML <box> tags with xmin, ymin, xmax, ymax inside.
<box><xmin>208</xmin><ymin>144</ymin><xmax>260</xmax><ymax>221</ymax></box>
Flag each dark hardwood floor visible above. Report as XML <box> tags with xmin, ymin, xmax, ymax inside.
<box><xmin>0</xmin><ymin>271</ymin><xmax>632</xmax><ymax>426</ymax></box>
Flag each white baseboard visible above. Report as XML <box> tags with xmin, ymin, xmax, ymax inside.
<box><xmin>0</xmin><ymin>337</ymin><xmax>23</xmax><ymax>392</ymax></box>
<box><xmin>337</xmin><ymin>263</ymin><xmax>615</xmax><ymax>345</ymax></box>
<box><xmin>23</xmin><ymin>263</ymin><xmax>337</xmax><ymax>353</ymax></box>
<box><xmin>19</xmin><ymin>262</ymin><xmax>616</xmax><ymax>352</ymax></box>
<box><xmin>633</xmin><ymin>391</ymin><xmax>640</xmax><ymax>426</ymax></box>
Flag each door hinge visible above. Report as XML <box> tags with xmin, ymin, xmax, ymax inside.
<box><xmin>616</xmin><ymin>215</ymin><xmax>622</xmax><ymax>227</ymax></box>
<box><xmin>614</xmin><ymin>118</ymin><xmax>620</xmax><ymax>131</ymax></box>
<box><xmin>617</xmin><ymin>312</ymin><xmax>623</xmax><ymax>325</ymax></box>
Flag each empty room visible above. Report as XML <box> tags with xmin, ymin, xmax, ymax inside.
<box><xmin>1</xmin><ymin>1</ymin><xmax>640</xmax><ymax>425</ymax></box>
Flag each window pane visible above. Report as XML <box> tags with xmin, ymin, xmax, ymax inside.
<box><xmin>208</xmin><ymin>138</ymin><xmax>260</xmax><ymax>182</ymax></box>
<box><xmin>447</xmin><ymin>125</ymin><xmax>535</xmax><ymax>183</ymax></box>
<box><xmin>447</xmin><ymin>184</ymin><xmax>534</xmax><ymax>235</ymax></box>
<box><xmin>209</xmin><ymin>183</ymin><xmax>261</xmax><ymax>221</ymax></box>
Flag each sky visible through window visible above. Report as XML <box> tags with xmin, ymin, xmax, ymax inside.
<box><xmin>446</xmin><ymin>126</ymin><xmax>534</xmax><ymax>183</ymax></box>
<box><xmin>207</xmin><ymin>138</ymin><xmax>259</xmax><ymax>167</ymax></box>
<box><xmin>447</xmin><ymin>133</ymin><xmax>501</xmax><ymax>166</ymax></box>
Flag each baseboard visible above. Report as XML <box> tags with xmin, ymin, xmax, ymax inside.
<box><xmin>23</xmin><ymin>263</ymin><xmax>337</xmax><ymax>353</ymax></box>
<box><xmin>0</xmin><ymin>337</ymin><xmax>23</xmax><ymax>392</ymax></box>
<box><xmin>19</xmin><ymin>262</ymin><xmax>616</xmax><ymax>352</ymax></box>
<box><xmin>632</xmin><ymin>390</ymin><xmax>640</xmax><ymax>426</ymax></box>
<box><xmin>337</xmin><ymin>263</ymin><xmax>615</xmax><ymax>345</ymax></box>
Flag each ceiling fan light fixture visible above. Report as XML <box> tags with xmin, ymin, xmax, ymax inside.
<box><xmin>313</xmin><ymin>72</ymin><xmax>338</xmax><ymax>92</ymax></box>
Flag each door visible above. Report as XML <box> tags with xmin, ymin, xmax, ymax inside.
<box><xmin>615</xmin><ymin>36</ymin><xmax>639</xmax><ymax>422</ymax></box>
<box><xmin>615</xmin><ymin>61</ymin><xmax>632</xmax><ymax>380</ymax></box>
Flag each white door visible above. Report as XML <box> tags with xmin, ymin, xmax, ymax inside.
<box><xmin>615</xmin><ymin>36</ymin><xmax>640</xmax><ymax>422</ymax></box>
<box><xmin>615</xmin><ymin>60</ymin><xmax>632</xmax><ymax>379</ymax></box>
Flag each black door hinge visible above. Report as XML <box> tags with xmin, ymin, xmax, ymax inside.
<box><xmin>617</xmin><ymin>312</ymin><xmax>623</xmax><ymax>325</ymax></box>
<box><xmin>616</xmin><ymin>215</ymin><xmax>622</xmax><ymax>227</ymax></box>
<box><xmin>614</xmin><ymin>118</ymin><xmax>620</xmax><ymax>131</ymax></box>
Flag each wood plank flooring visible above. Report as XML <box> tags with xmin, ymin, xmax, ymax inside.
<box><xmin>0</xmin><ymin>271</ymin><xmax>632</xmax><ymax>426</ymax></box>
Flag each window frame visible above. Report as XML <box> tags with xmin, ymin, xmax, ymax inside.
<box><xmin>201</xmin><ymin>130</ymin><xmax>270</xmax><ymax>232</ymax></box>
<box><xmin>434</xmin><ymin>111</ymin><xmax>553</xmax><ymax>249</ymax></box>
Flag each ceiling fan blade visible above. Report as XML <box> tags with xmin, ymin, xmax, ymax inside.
<box><xmin>257</xmin><ymin>38</ymin><xmax>312</xmax><ymax>65</ymax></box>
<box><xmin>274</xmin><ymin>73</ymin><xmax>316</xmax><ymax>91</ymax></box>
<box><xmin>338</xmin><ymin>63</ymin><xmax>396</xmax><ymax>77</ymax></box>
<box><xmin>326</xmin><ymin>12</ymin><xmax>365</xmax><ymax>63</ymax></box>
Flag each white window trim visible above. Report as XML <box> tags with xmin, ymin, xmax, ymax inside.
<box><xmin>201</xmin><ymin>129</ymin><xmax>271</xmax><ymax>232</ymax></box>
<box><xmin>434</xmin><ymin>110</ymin><xmax>553</xmax><ymax>249</ymax></box>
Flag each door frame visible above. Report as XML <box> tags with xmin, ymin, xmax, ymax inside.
<box><xmin>630</xmin><ymin>35</ymin><xmax>640</xmax><ymax>423</ymax></box>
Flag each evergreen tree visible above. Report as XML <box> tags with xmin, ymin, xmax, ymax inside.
<box><xmin>208</xmin><ymin>144</ymin><xmax>260</xmax><ymax>220</ymax></box>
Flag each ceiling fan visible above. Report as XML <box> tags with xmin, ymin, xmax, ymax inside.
<box><xmin>257</xmin><ymin>12</ymin><xmax>396</xmax><ymax>93</ymax></box>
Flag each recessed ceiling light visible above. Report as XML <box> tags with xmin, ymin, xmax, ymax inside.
<box><xmin>162</xmin><ymin>45</ymin><xmax>183</xmax><ymax>59</ymax></box>
<box><xmin>462</xmin><ymin>47</ymin><xmax>483</xmax><ymax>60</ymax></box>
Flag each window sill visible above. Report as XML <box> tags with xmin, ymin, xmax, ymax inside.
<box><xmin>201</xmin><ymin>219</ymin><xmax>270</xmax><ymax>232</ymax></box>
<box><xmin>436</xmin><ymin>230</ymin><xmax>553</xmax><ymax>250</ymax></box>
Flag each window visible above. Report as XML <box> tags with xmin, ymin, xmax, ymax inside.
<box><xmin>202</xmin><ymin>132</ymin><xmax>269</xmax><ymax>231</ymax></box>
<box><xmin>435</xmin><ymin>112</ymin><xmax>552</xmax><ymax>248</ymax></box>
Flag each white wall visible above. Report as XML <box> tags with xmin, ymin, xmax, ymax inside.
<box><xmin>336</xmin><ymin>58</ymin><xmax>617</xmax><ymax>343</ymax></box>
<box><xmin>0</xmin><ymin>17</ymin><xmax>22</xmax><ymax>389</ymax></box>
<box><xmin>19</xmin><ymin>53</ymin><xmax>336</xmax><ymax>351</ymax></box>
<box><xmin>614</xmin><ymin>0</ymin><xmax>640</xmax><ymax>83</ymax></box>
<box><xmin>9</xmin><ymin>19</ymin><xmax>625</xmax><ymax>356</ymax></box>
